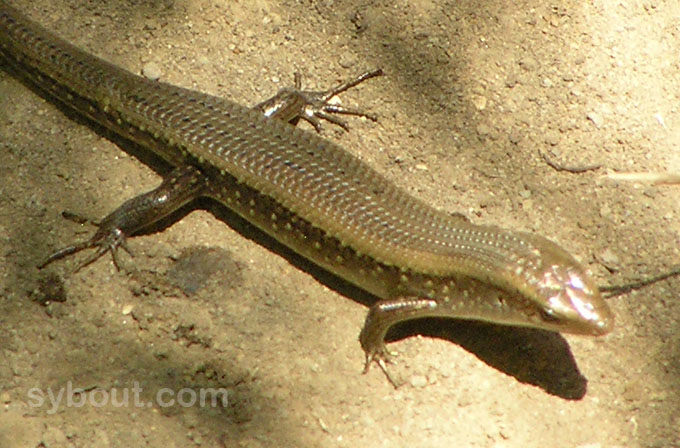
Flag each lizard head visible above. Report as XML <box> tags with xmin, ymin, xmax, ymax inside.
<box><xmin>512</xmin><ymin>235</ymin><xmax>614</xmax><ymax>336</ymax></box>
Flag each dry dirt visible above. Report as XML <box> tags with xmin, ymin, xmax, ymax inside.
<box><xmin>1</xmin><ymin>0</ymin><xmax>679</xmax><ymax>447</ymax></box>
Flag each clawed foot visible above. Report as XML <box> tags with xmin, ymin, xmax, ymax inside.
<box><xmin>359</xmin><ymin>297</ymin><xmax>439</xmax><ymax>388</ymax></box>
<box><xmin>254</xmin><ymin>69</ymin><xmax>384</xmax><ymax>132</ymax></box>
<box><xmin>293</xmin><ymin>69</ymin><xmax>383</xmax><ymax>131</ymax></box>
<box><xmin>38</xmin><ymin>166</ymin><xmax>207</xmax><ymax>273</ymax></box>
<box><xmin>360</xmin><ymin>332</ymin><xmax>402</xmax><ymax>388</ymax></box>
<box><xmin>38</xmin><ymin>224</ymin><xmax>132</xmax><ymax>273</ymax></box>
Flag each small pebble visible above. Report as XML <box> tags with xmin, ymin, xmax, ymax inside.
<box><xmin>472</xmin><ymin>95</ymin><xmax>487</xmax><ymax>110</ymax></box>
<box><xmin>92</xmin><ymin>428</ymin><xmax>111</xmax><ymax>448</ymax></box>
<box><xmin>544</xmin><ymin>132</ymin><xmax>560</xmax><ymax>146</ymax></box>
<box><xmin>586</xmin><ymin>111</ymin><xmax>603</xmax><ymax>128</ymax></box>
<box><xmin>599</xmin><ymin>204</ymin><xmax>611</xmax><ymax>218</ymax></box>
<box><xmin>457</xmin><ymin>393</ymin><xmax>473</xmax><ymax>407</ymax></box>
<box><xmin>1</xmin><ymin>391</ymin><xmax>10</xmax><ymax>403</ymax></box>
<box><xmin>339</xmin><ymin>51</ymin><xmax>358</xmax><ymax>68</ymax></box>
<box><xmin>622</xmin><ymin>379</ymin><xmax>644</xmax><ymax>402</ymax></box>
<box><xmin>415</xmin><ymin>163</ymin><xmax>428</xmax><ymax>171</ymax></box>
<box><xmin>142</xmin><ymin>62</ymin><xmax>162</xmax><ymax>80</ymax></box>
<box><xmin>410</xmin><ymin>375</ymin><xmax>428</xmax><ymax>388</ymax></box>
<box><xmin>599</xmin><ymin>248</ymin><xmax>620</xmax><ymax>272</ymax></box>
<box><xmin>476</xmin><ymin>123</ymin><xmax>491</xmax><ymax>136</ymax></box>
<box><xmin>654</xmin><ymin>113</ymin><xmax>665</xmax><ymax>128</ymax></box>
<box><xmin>508</xmin><ymin>132</ymin><xmax>522</xmax><ymax>145</ymax></box>
<box><xmin>42</xmin><ymin>427</ymin><xmax>67</xmax><ymax>446</ymax></box>
<box><xmin>122</xmin><ymin>304</ymin><xmax>134</xmax><ymax>316</ymax></box>
<box><xmin>519</xmin><ymin>57</ymin><xmax>538</xmax><ymax>72</ymax></box>
<box><xmin>182</xmin><ymin>413</ymin><xmax>200</xmax><ymax>429</ymax></box>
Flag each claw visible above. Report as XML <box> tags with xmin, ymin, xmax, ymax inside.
<box><xmin>318</xmin><ymin>69</ymin><xmax>384</xmax><ymax>103</ymax></box>
<box><xmin>37</xmin><ymin>241</ymin><xmax>91</xmax><ymax>269</ymax></box>
<box><xmin>304</xmin><ymin>110</ymin><xmax>349</xmax><ymax>131</ymax></box>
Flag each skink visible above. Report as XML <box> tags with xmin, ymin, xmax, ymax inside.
<box><xmin>0</xmin><ymin>2</ymin><xmax>613</xmax><ymax>378</ymax></box>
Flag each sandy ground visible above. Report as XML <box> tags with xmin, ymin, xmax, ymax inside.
<box><xmin>1</xmin><ymin>0</ymin><xmax>679</xmax><ymax>447</ymax></box>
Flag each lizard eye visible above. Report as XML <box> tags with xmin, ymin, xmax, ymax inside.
<box><xmin>538</xmin><ymin>307</ymin><xmax>560</xmax><ymax>323</ymax></box>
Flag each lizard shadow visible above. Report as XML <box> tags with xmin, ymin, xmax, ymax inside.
<box><xmin>388</xmin><ymin>319</ymin><xmax>587</xmax><ymax>399</ymax></box>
